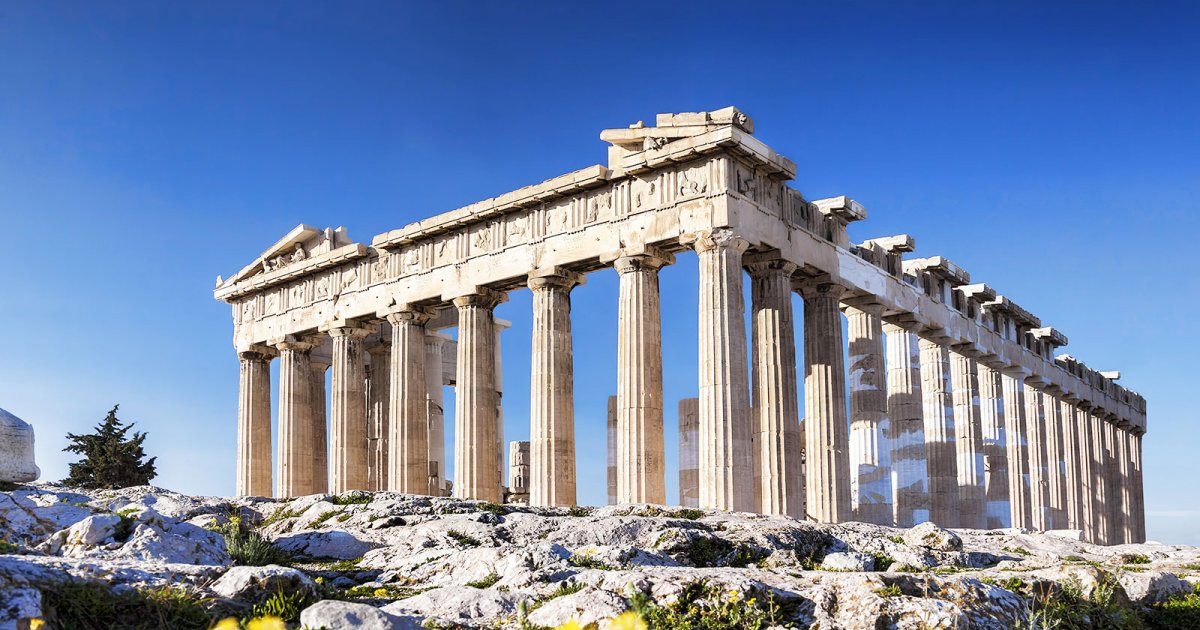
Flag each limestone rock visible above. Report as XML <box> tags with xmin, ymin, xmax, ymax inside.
<box><xmin>299</xmin><ymin>599</ymin><xmax>419</xmax><ymax>630</ymax></box>
<box><xmin>382</xmin><ymin>586</ymin><xmax>518</xmax><ymax>626</ymax></box>
<box><xmin>0</xmin><ymin>409</ymin><xmax>39</xmax><ymax>483</ymax></box>
<box><xmin>113</xmin><ymin>521</ymin><xmax>228</xmax><ymax>565</ymax></box>
<box><xmin>1118</xmin><ymin>570</ymin><xmax>1192</xmax><ymax>604</ymax></box>
<box><xmin>524</xmin><ymin>586</ymin><xmax>627</xmax><ymax>628</ymax></box>
<box><xmin>210</xmin><ymin>565</ymin><xmax>318</xmax><ymax>603</ymax></box>
<box><xmin>275</xmin><ymin>530</ymin><xmax>377</xmax><ymax>560</ymax></box>
<box><xmin>903</xmin><ymin>521</ymin><xmax>962</xmax><ymax>551</ymax></box>
<box><xmin>820</xmin><ymin>551</ymin><xmax>875</xmax><ymax>572</ymax></box>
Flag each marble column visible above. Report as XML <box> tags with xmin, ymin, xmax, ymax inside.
<box><xmin>1131</xmin><ymin>429</ymin><xmax>1146</xmax><ymax>543</ymax></box>
<box><xmin>327</xmin><ymin>324</ymin><xmax>370</xmax><ymax>493</ymax></box>
<box><xmin>606</xmin><ymin>395</ymin><xmax>617</xmax><ymax>505</ymax></box>
<box><xmin>1060</xmin><ymin>397</ymin><xmax>1085</xmax><ymax>533</ymax></box>
<box><xmin>274</xmin><ymin>336</ymin><xmax>315</xmax><ymax>498</ymax></box>
<box><xmin>800</xmin><ymin>278</ymin><xmax>851</xmax><ymax>524</ymax></box>
<box><xmin>386</xmin><ymin>306</ymin><xmax>434</xmax><ymax>495</ymax></box>
<box><xmin>528</xmin><ymin>268</ymin><xmax>582</xmax><ymax>507</ymax></box>
<box><xmin>920</xmin><ymin>336</ymin><xmax>959</xmax><ymax>527</ymax></box>
<box><xmin>614</xmin><ymin>252</ymin><xmax>670</xmax><ymax>505</ymax></box>
<box><xmin>949</xmin><ymin>347</ymin><xmax>986</xmax><ymax>529</ymax></box>
<box><xmin>1104</xmin><ymin>417</ymin><xmax>1122</xmax><ymax>544</ymax></box>
<box><xmin>691</xmin><ymin>230</ymin><xmax>753</xmax><ymax>513</ymax></box>
<box><xmin>1072</xmin><ymin>402</ymin><xmax>1096</xmax><ymax>541</ymax></box>
<box><xmin>236</xmin><ymin>350</ymin><xmax>273</xmax><ymax>497</ymax></box>
<box><xmin>1090</xmin><ymin>410</ymin><xmax>1110</xmax><ymax>544</ymax></box>
<box><xmin>1000</xmin><ymin>368</ymin><xmax>1032</xmax><ymax>529</ymax></box>
<box><xmin>748</xmin><ymin>259</ymin><xmax>801</xmax><ymax>518</ymax></box>
<box><xmin>1024</xmin><ymin>381</ymin><xmax>1049</xmax><ymax>530</ymax></box>
<box><xmin>1042</xmin><ymin>389</ymin><xmax>1069</xmax><ymax>530</ymax></box>
<box><xmin>885</xmin><ymin>323</ymin><xmax>929</xmax><ymax>527</ymax></box>
<box><xmin>424</xmin><ymin>333</ymin><xmax>446</xmax><ymax>496</ymax></box>
<box><xmin>844</xmin><ymin>303</ymin><xmax>892</xmax><ymax>525</ymax></box>
<box><xmin>678</xmin><ymin>398</ymin><xmax>700</xmax><ymax>508</ymax></box>
<box><xmin>453</xmin><ymin>289</ymin><xmax>506</xmax><ymax>502</ymax></box>
<box><xmin>1117</xmin><ymin>422</ymin><xmax>1134</xmax><ymax>544</ymax></box>
<box><xmin>978</xmin><ymin>362</ymin><xmax>1011</xmax><ymax>529</ymax></box>
<box><xmin>365</xmin><ymin>342</ymin><xmax>390</xmax><ymax>492</ymax></box>
<box><xmin>309</xmin><ymin>356</ymin><xmax>330</xmax><ymax>494</ymax></box>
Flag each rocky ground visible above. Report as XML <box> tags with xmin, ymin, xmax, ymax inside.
<box><xmin>2</xmin><ymin>484</ymin><xmax>1199</xmax><ymax>629</ymax></box>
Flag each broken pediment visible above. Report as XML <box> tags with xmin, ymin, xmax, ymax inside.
<box><xmin>217</xmin><ymin>225</ymin><xmax>355</xmax><ymax>289</ymax></box>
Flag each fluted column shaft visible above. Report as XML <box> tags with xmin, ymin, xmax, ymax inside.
<box><xmin>950</xmin><ymin>348</ymin><xmax>986</xmax><ymax>529</ymax></box>
<box><xmin>453</xmin><ymin>291</ymin><xmax>505</xmax><ymax>502</ymax></box>
<box><xmin>387</xmin><ymin>307</ymin><xmax>434</xmax><ymax>494</ymax></box>
<box><xmin>920</xmin><ymin>337</ymin><xmax>959</xmax><ymax>527</ymax></box>
<box><xmin>365</xmin><ymin>344</ymin><xmax>390</xmax><ymax>491</ymax></box>
<box><xmin>1103</xmin><ymin>418</ymin><xmax>1121</xmax><ymax>544</ymax></box>
<box><xmin>1131</xmin><ymin>431</ymin><xmax>1146</xmax><ymax>543</ymax></box>
<box><xmin>237</xmin><ymin>351</ymin><xmax>273</xmax><ymax>497</ymax></box>
<box><xmin>275</xmin><ymin>337</ymin><xmax>315</xmax><ymax>498</ymax></box>
<box><xmin>328</xmin><ymin>325</ymin><xmax>370</xmax><ymax>493</ymax></box>
<box><xmin>309</xmin><ymin>357</ymin><xmax>329</xmax><ymax>494</ymax></box>
<box><xmin>748</xmin><ymin>259</ymin><xmax>801</xmax><ymax>518</ymax></box>
<box><xmin>614</xmin><ymin>253</ymin><xmax>669</xmax><ymax>505</ymax></box>
<box><xmin>678</xmin><ymin>398</ymin><xmax>700</xmax><ymax>507</ymax></box>
<box><xmin>1060</xmin><ymin>399</ymin><xmax>1085</xmax><ymax>532</ymax></box>
<box><xmin>845</xmin><ymin>304</ymin><xmax>892</xmax><ymax>525</ymax></box>
<box><xmin>1072</xmin><ymin>403</ymin><xmax>1096</xmax><ymax>540</ymax></box>
<box><xmin>886</xmin><ymin>324</ymin><xmax>929</xmax><ymax>527</ymax></box>
<box><xmin>690</xmin><ymin>231</ymin><xmax>753</xmax><ymax>512</ymax></box>
<box><xmin>528</xmin><ymin>270</ymin><xmax>581</xmax><ymax>507</ymax></box>
<box><xmin>424</xmin><ymin>334</ymin><xmax>446</xmax><ymax>496</ymax></box>
<box><xmin>1042</xmin><ymin>390</ymin><xmax>1068</xmax><ymax>529</ymax></box>
<box><xmin>1090</xmin><ymin>410</ymin><xmax>1110</xmax><ymax>543</ymax></box>
<box><xmin>1024</xmin><ymin>382</ymin><xmax>1049</xmax><ymax>530</ymax></box>
<box><xmin>1117</xmin><ymin>424</ymin><xmax>1134</xmax><ymax>543</ymax></box>
<box><xmin>801</xmin><ymin>279</ymin><xmax>851</xmax><ymax>523</ymax></box>
<box><xmin>1001</xmin><ymin>370</ymin><xmax>1032</xmax><ymax>528</ymax></box>
<box><xmin>978</xmin><ymin>362</ymin><xmax>1011</xmax><ymax>528</ymax></box>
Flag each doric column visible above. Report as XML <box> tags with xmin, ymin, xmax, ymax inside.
<box><xmin>1041</xmin><ymin>389</ymin><xmax>1069</xmax><ymax>530</ymax></box>
<box><xmin>799</xmin><ymin>277</ymin><xmax>851</xmax><ymax>523</ymax></box>
<box><xmin>365</xmin><ymin>342</ymin><xmax>390</xmax><ymax>491</ymax></box>
<box><xmin>748</xmin><ymin>258</ymin><xmax>801</xmax><ymax>518</ymax></box>
<box><xmin>1060</xmin><ymin>397</ymin><xmax>1085</xmax><ymax>533</ymax></box>
<box><xmin>978</xmin><ymin>361</ymin><xmax>1011</xmax><ymax>528</ymax></box>
<box><xmin>919</xmin><ymin>336</ymin><xmax>959</xmax><ymax>527</ymax></box>
<box><xmin>885</xmin><ymin>323</ymin><xmax>929</xmax><ymax>527</ymax></box>
<box><xmin>949</xmin><ymin>346</ymin><xmax>986</xmax><ymax>529</ymax></box>
<box><xmin>678</xmin><ymin>398</ymin><xmax>700</xmax><ymax>507</ymax></box>
<box><xmin>385</xmin><ymin>306</ymin><xmax>434</xmax><ymax>494</ymax></box>
<box><xmin>844</xmin><ymin>303</ymin><xmax>892</xmax><ymax>525</ymax></box>
<box><xmin>325</xmin><ymin>322</ymin><xmax>371</xmax><ymax>493</ymax></box>
<box><xmin>1024</xmin><ymin>380</ymin><xmax>1049</xmax><ymax>530</ymax></box>
<box><xmin>606</xmin><ymin>395</ymin><xmax>617</xmax><ymax>505</ymax></box>
<box><xmin>1000</xmin><ymin>368</ymin><xmax>1032</xmax><ymax>528</ymax></box>
<box><xmin>452</xmin><ymin>289</ymin><xmax>506</xmax><ymax>502</ymax></box>
<box><xmin>614</xmin><ymin>251</ymin><xmax>670</xmax><ymax>505</ymax></box>
<box><xmin>527</xmin><ymin>268</ymin><xmax>583</xmax><ymax>507</ymax></box>
<box><xmin>1131</xmin><ymin>429</ymin><xmax>1146</xmax><ymax>543</ymax></box>
<box><xmin>1116</xmin><ymin>422</ymin><xmax>1134</xmax><ymax>544</ymax></box>
<box><xmin>1072</xmin><ymin>401</ymin><xmax>1096</xmax><ymax>541</ymax></box>
<box><xmin>1103</xmin><ymin>417</ymin><xmax>1122</xmax><ymax>544</ymax></box>
<box><xmin>273</xmin><ymin>336</ymin><xmax>316</xmax><ymax>498</ymax></box>
<box><xmin>1090</xmin><ymin>409</ymin><xmax>1110</xmax><ymax>543</ymax></box>
<box><xmin>309</xmin><ymin>355</ymin><xmax>330</xmax><ymax>494</ymax></box>
<box><xmin>236</xmin><ymin>349</ymin><xmax>273</xmax><ymax>497</ymax></box>
<box><xmin>689</xmin><ymin>230</ymin><xmax>753</xmax><ymax>513</ymax></box>
<box><xmin>424</xmin><ymin>332</ymin><xmax>447</xmax><ymax>496</ymax></box>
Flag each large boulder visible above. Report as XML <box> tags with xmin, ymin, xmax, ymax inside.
<box><xmin>299</xmin><ymin>600</ymin><xmax>421</xmax><ymax>630</ymax></box>
<box><xmin>903</xmin><ymin>522</ymin><xmax>962</xmax><ymax>551</ymax></box>
<box><xmin>0</xmin><ymin>409</ymin><xmax>38</xmax><ymax>484</ymax></box>
<box><xmin>274</xmin><ymin>531</ymin><xmax>377</xmax><ymax>560</ymax></box>
<box><xmin>210</xmin><ymin>565</ymin><xmax>318</xmax><ymax>604</ymax></box>
<box><xmin>525</xmin><ymin>586</ymin><xmax>626</xmax><ymax>628</ymax></box>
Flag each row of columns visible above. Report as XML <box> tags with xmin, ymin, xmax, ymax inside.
<box><xmin>235</xmin><ymin>229</ymin><xmax>1144</xmax><ymax>544</ymax></box>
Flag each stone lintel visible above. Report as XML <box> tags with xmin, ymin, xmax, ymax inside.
<box><xmin>918</xmin><ymin>327</ymin><xmax>956</xmax><ymax>345</ymax></box>
<box><xmin>657</xmin><ymin>106</ymin><xmax>754</xmax><ymax>132</ymax></box>
<box><xmin>318</xmin><ymin>319</ymin><xmax>375</xmax><ymax>336</ymax></box>
<box><xmin>958</xmin><ymin>283</ymin><xmax>997</xmax><ymax>304</ymax></box>
<box><xmin>1100</xmin><ymin>370</ymin><xmax>1121</xmax><ymax>381</ymax></box>
<box><xmin>812</xmin><ymin>196</ymin><xmax>867</xmax><ymax>223</ymax></box>
<box><xmin>791</xmin><ymin>272</ymin><xmax>848</xmax><ymax>298</ymax></box>
<box><xmin>902</xmin><ymin>256</ymin><xmax>970</xmax><ymax>286</ymax></box>
<box><xmin>839</xmin><ymin>294</ymin><xmax>887</xmax><ymax>314</ymax></box>
<box><xmin>528</xmin><ymin>266</ymin><xmax>586</xmax><ymax>291</ymax></box>
<box><xmin>1023</xmin><ymin>373</ymin><xmax>1048</xmax><ymax>389</ymax></box>
<box><xmin>860</xmin><ymin>234</ymin><xmax>915</xmax><ymax>254</ymax></box>
<box><xmin>1031</xmin><ymin>327</ymin><xmax>1069</xmax><ymax>348</ymax></box>
<box><xmin>984</xmin><ymin>295</ymin><xmax>1041</xmax><ymax>328</ymax></box>
<box><xmin>1043</xmin><ymin>382</ymin><xmax>1064</xmax><ymax>396</ymax></box>
<box><xmin>881</xmin><ymin>311</ymin><xmax>927</xmax><ymax>332</ymax></box>
<box><xmin>950</xmin><ymin>342</ymin><xmax>984</xmax><ymax>358</ymax></box>
<box><xmin>216</xmin><ymin>242</ymin><xmax>369</xmax><ymax>302</ymax></box>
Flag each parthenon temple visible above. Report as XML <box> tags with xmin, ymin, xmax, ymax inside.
<box><xmin>215</xmin><ymin>107</ymin><xmax>1146</xmax><ymax>545</ymax></box>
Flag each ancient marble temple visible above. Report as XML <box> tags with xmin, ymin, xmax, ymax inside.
<box><xmin>215</xmin><ymin>108</ymin><xmax>1147</xmax><ymax>545</ymax></box>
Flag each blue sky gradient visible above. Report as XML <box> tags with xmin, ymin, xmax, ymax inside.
<box><xmin>2</xmin><ymin>2</ymin><xmax>1197</xmax><ymax>543</ymax></box>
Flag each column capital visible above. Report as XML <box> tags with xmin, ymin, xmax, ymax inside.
<box><xmin>792</xmin><ymin>274</ymin><xmax>847</xmax><ymax>299</ymax></box>
<box><xmin>270</xmin><ymin>334</ymin><xmax>317</xmax><ymax>353</ymax></box>
<box><xmin>319</xmin><ymin>319</ymin><xmax>375</xmax><ymax>338</ymax></box>
<box><xmin>744</xmin><ymin>257</ymin><xmax>798</xmax><ymax>279</ymax></box>
<box><xmin>423</xmin><ymin>330</ymin><xmax>450</xmax><ymax>347</ymax></box>
<box><xmin>380</xmin><ymin>304</ymin><xmax>436</xmax><ymax>325</ymax></box>
<box><xmin>840</xmin><ymin>297</ymin><xmax>887</xmax><ymax>316</ymax></box>
<box><xmin>527</xmin><ymin>266</ymin><xmax>586</xmax><ymax>291</ymax></box>
<box><xmin>681</xmin><ymin>228</ymin><xmax>749</xmax><ymax>255</ymax></box>
<box><xmin>613</xmin><ymin>252</ymin><xmax>672</xmax><ymax>274</ymax></box>
<box><xmin>451</xmin><ymin>288</ymin><xmax>507</xmax><ymax>310</ymax></box>
<box><xmin>237</xmin><ymin>343</ymin><xmax>278</xmax><ymax>361</ymax></box>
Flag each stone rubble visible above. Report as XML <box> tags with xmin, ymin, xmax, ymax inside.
<box><xmin>1</xmin><ymin>483</ymin><xmax>1196</xmax><ymax>629</ymax></box>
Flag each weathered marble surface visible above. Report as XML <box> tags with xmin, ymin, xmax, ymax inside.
<box><xmin>0</xmin><ymin>409</ymin><xmax>38</xmax><ymax>484</ymax></box>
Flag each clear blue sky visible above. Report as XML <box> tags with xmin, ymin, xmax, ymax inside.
<box><xmin>2</xmin><ymin>2</ymin><xmax>1196</xmax><ymax>543</ymax></box>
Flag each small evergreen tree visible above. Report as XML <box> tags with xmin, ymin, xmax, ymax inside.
<box><xmin>62</xmin><ymin>405</ymin><xmax>157</xmax><ymax>489</ymax></box>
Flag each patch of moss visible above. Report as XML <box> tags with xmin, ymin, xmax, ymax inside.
<box><xmin>566</xmin><ymin>506</ymin><xmax>589</xmax><ymax>517</ymax></box>
<box><xmin>569</xmin><ymin>552</ymin><xmax>617</xmax><ymax>571</ymax></box>
<box><xmin>477</xmin><ymin>502</ymin><xmax>508</xmax><ymax>515</ymax></box>
<box><xmin>447</xmin><ymin>529</ymin><xmax>482</xmax><ymax>547</ymax></box>
<box><xmin>329</xmin><ymin>494</ymin><xmax>372</xmax><ymax>506</ymax></box>
<box><xmin>668</xmin><ymin>508</ymin><xmax>705</xmax><ymax>520</ymax></box>
<box><xmin>874</xmin><ymin>583</ymin><xmax>903</xmax><ymax>597</ymax></box>
<box><xmin>466</xmin><ymin>572</ymin><xmax>501</xmax><ymax>589</ymax></box>
<box><xmin>309</xmin><ymin>510</ymin><xmax>341</xmax><ymax>529</ymax></box>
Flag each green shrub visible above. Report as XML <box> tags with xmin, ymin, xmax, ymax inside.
<box><xmin>466</xmin><ymin>572</ymin><xmax>500</xmax><ymax>589</ymax></box>
<box><xmin>1028</xmin><ymin>575</ymin><xmax>1143</xmax><ymax>630</ymax></box>
<box><xmin>447</xmin><ymin>529</ymin><xmax>481</xmax><ymax>547</ymax></box>
<box><xmin>259</xmin><ymin>506</ymin><xmax>302</xmax><ymax>528</ymax></box>
<box><xmin>39</xmin><ymin>580</ymin><xmax>215</xmax><ymax>630</ymax></box>
<box><xmin>569</xmin><ymin>552</ymin><xmax>617</xmax><ymax>571</ymax></box>
<box><xmin>1122</xmin><ymin>553</ymin><xmax>1151</xmax><ymax>565</ymax></box>
<box><xmin>866</xmin><ymin>551</ymin><xmax>895</xmax><ymax>572</ymax></box>
<box><xmin>629</xmin><ymin>580</ymin><xmax>796</xmax><ymax>629</ymax></box>
<box><xmin>478</xmin><ymin>502</ymin><xmax>509</xmax><ymax>515</ymax></box>
<box><xmin>214</xmin><ymin>516</ymin><xmax>292</xmax><ymax>566</ymax></box>
<box><xmin>874</xmin><ymin>583</ymin><xmax>903</xmax><ymax>597</ymax></box>
<box><xmin>669</xmin><ymin>508</ymin><xmax>705</xmax><ymax>520</ymax></box>
<box><xmin>329</xmin><ymin>494</ymin><xmax>371</xmax><ymax>506</ymax></box>
<box><xmin>249</xmin><ymin>588</ymin><xmax>316</xmax><ymax>623</ymax></box>
<box><xmin>566</xmin><ymin>506</ymin><xmax>590</xmax><ymax>517</ymax></box>
<box><xmin>309</xmin><ymin>510</ymin><xmax>341</xmax><ymax>528</ymax></box>
<box><xmin>684</xmin><ymin>536</ymin><xmax>765</xmax><ymax>568</ymax></box>
<box><xmin>1145</xmin><ymin>584</ymin><xmax>1200</xmax><ymax>629</ymax></box>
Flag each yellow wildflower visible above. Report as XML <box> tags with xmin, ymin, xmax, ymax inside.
<box><xmin>211</xmin><ymin>618</ymin><xmax>240</xmax><ymax>630</ymax></box>
<box><xmin>374</xmin><ymin>587</ymin><xmax>389</xmax><ymax>597</ymax></box>
<box><xmin>555</xmin><ymin>621</ymin><xmax>584</xmax><ymax>630</ymax></box>
<box><xmin>608</xmin><ymin>611</ymin><xmax>648</xmax><ymax>630</ymax></box>
<box><xmin>246</xmin><ymin>616</ymin><xmax>287</xmax><ymax>630</ymax></box>
<box><xmin>28</xmin><ymin>620</ymin><xmax>46</xmax><ymax>630</ymax></box>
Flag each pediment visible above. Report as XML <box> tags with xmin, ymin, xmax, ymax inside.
<box><xmin>216</xmin><ymin>224</ymin><xmax>355</xmax><ymax>289</ymax></box>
